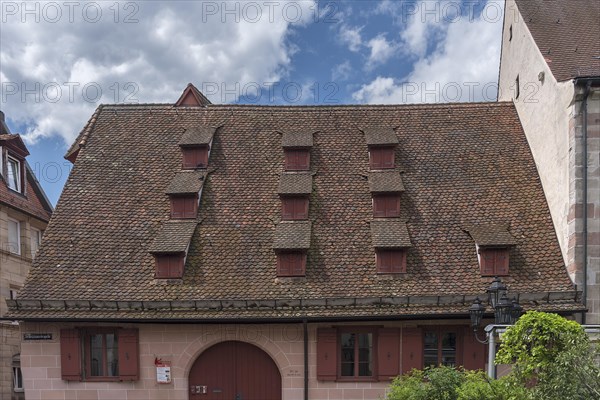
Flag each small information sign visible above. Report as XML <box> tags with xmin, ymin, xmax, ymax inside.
<box><xmin>23</xmin><ymin>333</ymin><xmax>52</xmax><ymax>341</ymax></box>
<box><xmin>156</xmin><ymin>362</ymin><xmax>172</xmax><ymax>384</ymax></box>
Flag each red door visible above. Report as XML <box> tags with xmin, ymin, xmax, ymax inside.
<box><xmin>189</xmin><ymin>341</ymin><xmax>282</xmax><ymax>400</ymax></box>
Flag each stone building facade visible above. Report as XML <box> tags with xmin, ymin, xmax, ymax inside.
<box><xmin>0</xmin><ymin>111</ymin><xmax>53</xmax><ymax>399</ymax></box>
<box><xmin>498</xmin><ymin>0</ymin><xmax>600</xmax><ymax>323</ymax></box>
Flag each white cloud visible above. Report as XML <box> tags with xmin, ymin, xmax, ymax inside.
<box><xmin>366</xmin><ymin>35</ymin><xmax>397</xmax><ymax>70</ymax></box>
<box><xmin>338</xmin><ymin>24</ymin><xmax>363</xmax><ymax>52</ymax></box>
<box><xmin>354</xmin><ymin>1</ymin><xmax>504</xmax><ymax>104</ymax></box>
<box><xmin>331</xmin><ymin>61</ymin><xmax>353</xmax><ymax>81</ymax></box>
<box><xmin>0</xmin><ymin>0</ymin><xmax>316</xmax><ymax>146</ymax></box>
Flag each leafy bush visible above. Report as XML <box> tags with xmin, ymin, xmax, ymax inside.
<box><xmin>385</xmin><ymin>367</ymin><xmax>526</xmax><ymax>400</ymax></box>
<box><xmin>496</xmin><ymin>311</ymin><xmax>600</xmax><ymax>400</ymax></box>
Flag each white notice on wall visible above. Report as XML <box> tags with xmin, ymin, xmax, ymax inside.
<box><xmin>156</xmin><ymin>362</ymin><xmax>172</xmax><ymax>384</ymax></box>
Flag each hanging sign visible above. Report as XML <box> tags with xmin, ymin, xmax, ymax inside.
<box><xmin>155</xmin><ymin>359</ymin><xmax>172</xmax><ymax>384</ymax></box>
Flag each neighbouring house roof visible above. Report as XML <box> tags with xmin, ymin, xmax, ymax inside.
<box><xmin>7</xmin><ymin>98</ymin><xmax>582</xmax><ymax>321</ymax></box>
<box><xmin>0</xmin><ymin>127</ymin><xmax>53</xmax><ymax>221</ymax></box>
<box><xmin>371</xmin><ymin>220</ymin><xmax>412</xmax><ymax>248</ymax></box>
<box><xmin>514</xmin><ymin>0</ymin><xmax>600</xmax><ymax>81</ymax></box>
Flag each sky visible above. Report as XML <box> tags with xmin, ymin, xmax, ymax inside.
<box><xmin>0</xmin><ymin>0</ymin><xmax>505</xmax><ymax>205</ymax></box>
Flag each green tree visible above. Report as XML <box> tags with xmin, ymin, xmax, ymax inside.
<box><xmin>495</xmin><ymin>311</ymin><xmax>600</xmax><ymax>400</ymax></box>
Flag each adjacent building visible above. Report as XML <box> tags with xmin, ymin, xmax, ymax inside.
<box><xmin>2</xmin><ymin>85</ymin><xmax>584</xmax><ymax>400</ymax></box>
<box><xmin>498</xmin><ymin>0</ymin><xmax>600</xmax><ymax>323</ymax></box>
<box><xmin>0</xmin><ymin>111</ymin><xmax>53</xmax><ymax>399</ymax></box>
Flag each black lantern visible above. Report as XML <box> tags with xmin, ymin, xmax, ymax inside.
<box><xmin>510</xmin><ymin>297</ymin><xmax>523</xmax><ymax>323</ymax></box>
<box><xmin>494</xmin><ymin>292</ymin><xmax>513</xmax><ymax>324</ymax></box>
<box><xmin>486</xmin><ymin>276</ymin><xmax>507</xmax><ymax>309</ymax></box>
<box><xmin>469</xmin><ymin>297</ymin><xmax>486</xmax><ymax>330</ymax></box>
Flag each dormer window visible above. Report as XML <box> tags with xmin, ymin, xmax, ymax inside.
<box><xmin>369</xmin><ymin>146</ymin><xmax>395</xmax><ymax>170</ymax></box>
<box><xmin>7</xmin><ymin>155</ymin><xmax>22</xmax><ymax>192</ymax></box>
<box><xmin>372</xmin><ymin>194</ymin><xmax>400</xmax><ymax>217</ymax></box>
<box><xmin>182</xmin><ymin>147</ymin><xmax>208</xmax><ymax>169</ymax></box>
<box><xmin>479</xmin><ymin>248</ymin><xmax>509</xmax><ymax>276</ymax></box>
<box><xmin>466</xmin><ymin>224</ymin><xmax>515</xmax><ymax>277</ymax></box>
<box><xmin>376</xmin><ymin>249</ymin><xmax>407</xmax><ymax>273</ymax></box>
<box><xmin>284</xmin><ymin>149</ymin><xmax>310</xmax><ymax>171</ymax></box>
<box><xmin>276</xmin><ymin>251</ymin><xmax>307</xmax><ymax>276</ymax></box>
<box><xmin>170</xmin><ymin>195</ymin><xmax>199</xmax><ymax>219</ymax></box>
<box><xmin>154</xmin><ymin>253</ymin><xmax>185</xmax><ymax>279</ymax></box>
<box><xmin>281</xmin><ymin>196</ymin><xmax>309</xmax><ymax>220</ymax></box>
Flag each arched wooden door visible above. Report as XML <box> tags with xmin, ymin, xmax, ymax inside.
<box><xmin>189</xmin><ymin>341</ymin><xmax>282</xmax><ymax>400</ymax></box>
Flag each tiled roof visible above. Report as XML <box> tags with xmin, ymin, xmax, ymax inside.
<box><xmin>278</xmin><ymin>173</ymin><xmax>313</xmax><ymax>195</ymax></box>
<box><xmin>179</xmin><ymin>126</ymin><xmax>215</xmax><ymax>146</ymax></box>
<box><xmin>148</xmin><ymin>221</ymin><xmax>197</xmax><ymax>254</ymax></box>
<box><xmin>371</xmin><ymin>220</ymin><xmax>412</xmax><ymax>248</ymax></box>
<box><xmin>369</xmin><ymin>171</ymin><xmax>405</xmax><ymax>193</ymax></box>
<box><xmin>514</xmin><ymin>0</ymin><xmax>600</xmax><ymax>81</ymax></box>
<box><xmin>166</xmin><ymin>171</ymin><xmax>205</xmax><ymax>195</ymax></box>
<box><xmin>12</xmin><ymin>101</ymin><xmax>579</xmax><ymax>320</ymax></box>
<box><xmin>281</xmin><ymin>131</ymin><xmax>314</xmax><ymax>148</ymax></box>
<box><xmin>466</xmin><ymin>224</ymin><xmax>516</xmax><ymax>247</ymax></box>
<box><xmin>364</xmin><ymin>127</ymin><xmax>399</xmax><ymax>146</ymax></box>
<box><xmin>273</xmin><ymin>221</ymin><xmax>312</xmax><ymax>250</ymax></box>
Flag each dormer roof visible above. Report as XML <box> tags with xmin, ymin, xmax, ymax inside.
<box><xmin>364</xmin><ymin>127</ymin><xmax>399</xmax><ymax>146</ymax></box>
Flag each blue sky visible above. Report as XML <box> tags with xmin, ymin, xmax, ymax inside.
<box><xmin>0</xmin><ymin>0</ymin><xmax>504</xmax><ymax>204</ymax></box>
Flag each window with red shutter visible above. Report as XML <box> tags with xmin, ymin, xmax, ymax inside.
<box><xmin>182</xmin><ymin>147</ymin><xmax>208</xmax><ymax>169</ymax></box>
<box><xmin>170</xmin><ymin>195</ymin><xmax>198</xmax><ymax>219</ymax></box>
<box><xmin>369</xmin><ymin>146</ymin><xmax>395</xmax><ymax>170</ymax></box>
<box><xmin>372</xmin><ymin>194</ymin><xmax>401</xmax><ymax>217</ymax></box>
<box><xmin>154</xmin><ymin>254</ymin><xmax>185</xmax><ymax>279</ymax></box>
<box><xmin>276</xmin><ymin>252</ymin><xmax>306</xmax><ymax>276</ymax></box>
<box><xmin>284</xmin><ymin>149</ymin><xmax>310</xmax><ymax>171</ymax></box>
<box><xmin>61</xmin><ymin>328</ymin><xmax>140</xmax><ymax>382</ymax></box>
<box><xmin>479</xmin><ymin>248</ymin><xmax>509</xmax><ymax>276</ymax></box>
<box><xmin>281</xmin><ymin>197</ymin><xmax>309</xmax><ymax>220</ymax></box>
<box><xmin>376</xmin><ymin>250</ymin><xmax>407</xmax><ymax>273</ymax></box>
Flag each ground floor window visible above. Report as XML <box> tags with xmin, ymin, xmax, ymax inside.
<box><xmin>424</xmin><ymin>329</ymin><xmax>458</xmax><ymax>368</ymax></box>
<box><xmin>339</xmin><ymin>329</ymin><xmax>374</xmax><ymax>379</ymax></box>
<box><xmin>85</xmin><ymin>330</ymin><xmax>119</xmax><ymax>378</ymax></box>
<box><xmin>13</xmin><ymin>354</ymin><xmax>23</xmax><ymax>392</ymax></box>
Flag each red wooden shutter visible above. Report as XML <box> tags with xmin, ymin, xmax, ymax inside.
<box><xmin>155</xmin><ymin>256</ymin><xmax>166</xmax><ymax>278</ymax></box>
<box><xmin>495</xmin><ymin>250</ymin><xmax>509</xmax><ymax>276</ymax></box>
<box><xmin>370</xmin><ymin>148</ymin><xmax>382</xmax><ymax>169</ymax></box>
<box><xmin>480</xmin><ymin>249</ymin><xmax>496</xmax><ymax>276</ymax></box>
<box><xmin>378</xmin><ymin>328</ymin><xmax>400</xmax><ymax>380</ymax></box>
<box><xmin>285</xmin><ymin>149</ymin><xmax>310</xmax><ymax>171</ymax></box>
<box><xmin>281</xmin><ymin>198</ymin><xmax>294</xmax><ymax>220</ymax></box>
<box><xmin>376</xmin><ymin>251</ymin><xmax>391</xmax><ymax>273</ymax></box>
<box><xmin>373</xmin><ymin>196</ymin><xmax>386</xmax><ymax>217</ymax></box>
<box><xmin>317</xmin><ymin>328</ymin><xmax>337</xmax><ymax>381</ymax></box>
<box><xmin>118</xmin><ymin>329</ymin><xmax>139</xmax><ymax>381</ymax></box>
<box><xmin>382</xmin><ymin>147</ymin><xmax>395</xmax><ymax>169</ymax></box>
<box><xmin>370</xmin><ymin>147</ymin><xmax>395</xmax><ymax>169</ymax></box>
<box><xmin>277</xmin><ymin>253</ymin><xmax>291</xmax><ymax>276</ymax></box>
<box><xmin>295</xmin><ymin>198</ymin><xmax>309</xmax><ymax>220</ymax></box>
<box><xmin>388</xmin><ymin>195</ymin><xmax>401</xmax><ymax>217</ymax></box>
<box><xmin>401</xmin><ymin>328</ymin><xmax>423</xmax><ymax>375</ymax></box>
<box><xmin>171</xmin><ymin>197</ymin><xmax>183</xmax><ymax>219</ymax></box>
<box><xmin>462</xmin><ymin>328</ymin><xmax>486</xmax><ymax>371</ymax></box>
<box><xmin>182</xmin><ymin>196</ymin><xmax>198</xmax><ymax>219</ymax></box>
<box><xmin>60</xmin><ymin>329</ymin><xmax>82</xmax><ymax>381</ymax></box>
<box><xmin>182</xmin><ymin>147</ymin><xmax>208</xmax><ymax>169</ymax></box>
<box><xmin>291</xmin><ymin>253</ymin><xmax>306</xmax><ymax>275</ymax></box>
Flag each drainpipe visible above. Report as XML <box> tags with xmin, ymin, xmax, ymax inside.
<box><xmin>486</xmin><ymin>325</ymin><xmax>496</xmax><ymax>379</ymax></box>
<box><xmin>303</xmin><ymin>319</ymin><xmax>309</xmax><ymax>400</ymax></box>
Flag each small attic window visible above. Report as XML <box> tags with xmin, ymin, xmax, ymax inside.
<box><xmin>170</xmin><ymin>195</ymin><xmax>198</xmax><ymax>219</ymax></box>
<box><xmin>182</xmin><ymin>147</ymin><xmax>208</xmax><ymax>169</ymax></box>
<box><xmin>281</xmin><ymin>196</ymin><xmax>309</xmax><ymax>220</ymax></box>
<box><xmin>372</xmin><ymin>194</ymin><xmax>400</xmax><ymax>218</ymax></box>
<box><xmin>154</xmin><ymin>254</ymin><xmax>185</xmax><ymax>279</ymax></box>
<box><xmin>284</xmin><ymin>149</ymin><xmax>310</xmax><ymax>171</ymax></box>
<box><xmin>277</xmin><ymin>251</ymin><xmax>306</xmax><ymax>277</ymax></box>
<box><xmin>479</xmin><ymin>247</ymin><xmax>509</xmax><ymax>276</ymax></box>
<box><xmin>7</xmin><ymin>155</ymin><xmax>22</xmax><ymax>192</ymax></box>
<box><xmin>369</xmin><ymin>146</ymin><xmax>395</xmax><ymax>170</ymax></box>
<box><xmin>376</xmin><ymin>249</ymin><xmax>407</xmax><ymax>274</ymax></box>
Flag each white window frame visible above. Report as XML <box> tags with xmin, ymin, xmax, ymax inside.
<box><xmin>7</xmin><ymin>218</ymin><xmax>21</xmax><ymax>255</ymax></box>
<box><xmin>31</xmin><ymin>227</ymin><xmax>43</xmax><ymax>258</ymax></box>
<box><xmin>13</xmin><ymin>366</ymin><xmax>23</xmax><ymax>392</ymax></box>
<box><xmin>7</xmin><ymin>155</ymin><xmax>21</xmax><ymax>192</ymax></box>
